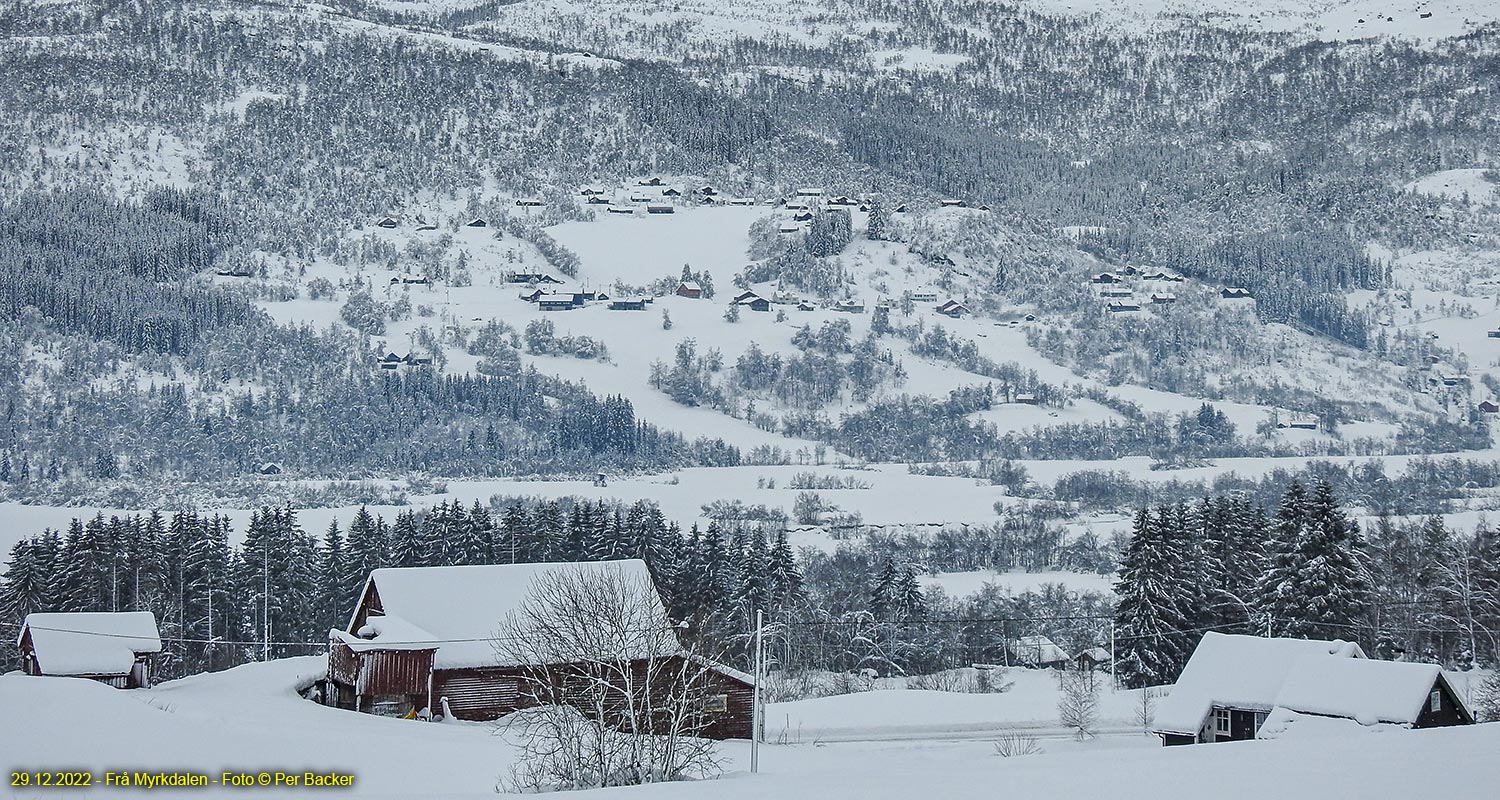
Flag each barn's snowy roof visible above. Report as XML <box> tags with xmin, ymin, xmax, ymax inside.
<box><xmin>1153</xmin><ymin>633</ymin><xmax>1365</xmax><ymax>735</ymax></box>
<box><xmin>350</xmin><ymin>560</ymin><xmax>680</xmax><ymax>670</ymax></box>
<box><xmin>1256</xmin><ymin>707</ymin><xmax>1403</xmax><ymax>740</ymax></box>
<box><xmin>1273</xmin><ymin>656</ymin><xmax>1455</xmax><ymax>726</ymax></box>
<box><xmin>1009</xmin><ymin>635</ymin><xmax>1069</xmax><ymax>664</ymax></box>
<box><xmin>21</xmin><ymin>612</ymin><xmax>162</xmax><ymax>676</ymax></box>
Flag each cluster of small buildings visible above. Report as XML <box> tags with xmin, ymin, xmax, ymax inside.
<box><xmin>375</xmin><ymin>351</ymin><xmax>433</xmax><ymax>370</ymax></box>
<box><xmin>1087</xmin><ymin>267</ymin><xmax>1254</xmax><ymax>313</ymax></box>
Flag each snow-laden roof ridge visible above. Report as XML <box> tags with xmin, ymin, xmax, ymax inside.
<box><xmin>1273</xmin><ymin>655</ymin><xmax>1454</xmax><ymax>726</ymax></box>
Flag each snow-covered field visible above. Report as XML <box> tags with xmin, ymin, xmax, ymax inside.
<box><xmin>2</xmin><ymin>660</ymin><xmax>1496</xmax><ymax>798</ymax></box>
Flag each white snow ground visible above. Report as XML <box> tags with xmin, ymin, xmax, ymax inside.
<box><xmin>1</xmin><ymin>661</ymin><xmax>1497</xmax><ymax>798</ymax></box>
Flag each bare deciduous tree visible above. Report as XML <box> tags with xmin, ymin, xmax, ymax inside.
<box><xmin>1056</xmin><ymin>668</ymin><xmax>1100</xmax><ymax>740</ymax></box>
<box><xmin>492</xmin><ymin>564</ymin><xmax>726</xmax><ymax>792</ymax></box>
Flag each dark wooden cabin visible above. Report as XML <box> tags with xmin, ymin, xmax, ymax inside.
<box><xmin>1153</xmin><ymin>633</ymin><xmax>1473</xmax><ymax>745</ymax></box>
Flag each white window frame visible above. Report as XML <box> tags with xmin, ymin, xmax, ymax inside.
<box><xmin>1213</xmin><ymin>707</ymin><xmax>1231</xmax><ymax>735</ymax></box>
<box><xmin>1430</xmin><ymin>690</ymin><xmax>1441</xmax><ymax>713</ymax></box>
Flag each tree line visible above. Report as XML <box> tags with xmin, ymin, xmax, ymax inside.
<box><xmin>1113</xmin><ymin>480</ymin><xmax>1500</xmax><ymax>688</ymax></box>
<box><xmin>0</xmin><ymin>498</ymin><xmax>807</xmax><ymax>678</ymax></box>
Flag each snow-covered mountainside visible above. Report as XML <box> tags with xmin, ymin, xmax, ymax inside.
<box><xmin>2</xmin><ymin>0</ymin><xmax>1500</xmax><ymax>789</ymax></box>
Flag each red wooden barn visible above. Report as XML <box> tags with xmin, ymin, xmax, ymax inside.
<box><xmin>324</xmin><ymin>560</ymin><xmax>754</xmax><ymax>739</ymax></box>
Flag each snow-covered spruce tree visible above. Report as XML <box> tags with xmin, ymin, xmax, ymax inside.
<box><xmin>344</xmin><ymin>505</ymin><xmax>388</xmax><ymax>593</ymax></box>
<box><xmin>1256</xmin><ymin>479</ymin><xmax>1308</xmax><ymax>635</ymax></box>
<box><xmin>1113</xmin><ymin>507</ymin><xmax>1195</xmax><ymax>688</ymax></box>
<box><xmin>1264</xmin><ymin>480</ymin><xmax>1372</xmax><ymax>641</ymax></box>
<box><xmin>315</xmin><ymin>519</ymin><xmax>347</xmax><ymax>634</ymax></box>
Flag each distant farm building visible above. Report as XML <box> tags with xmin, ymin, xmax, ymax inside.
<box><xmin>323</xmin><ymin>561</ymin><xmax>754</xmax><ymax>738</ymax></box>
<box><xmin>508</xmin><ymin>272</ymin><xmax>562</xmax><ymax>285</ymax></box>
<box><xmin>1480</xmin><ymin>400</ymin><xmax>1500</xmax><ymax>414</ymax></box>
<box><xmin>936</xmin><ymin>299</ymin><xmax>970</xmax><ymax>318</ymax></box>
<box><xmin>416</xmin><ymin>224</ymin><xmax>438</xmax><ymax>232</ymax></box>
<box><xmin>465</xmin><ymin>217</ymin><xmax>488</xmax><ymax>228</ymax></box>
<box><xmin>676</xmin><ymin>281</ymin><xmax>703</xmax><ymax>299</ymax></box>
<box><xmin>1488</xmin><ymin>329</ymin><xmax>1500</xmax><ymax>339</ymax></box>
<box><xmin>259</xmin><ymin>462</ymin><xmax>283</xmax><ymax>475</ymax></box>
<box><xmin>377</xmin><ymin>352</ymin><xmax>404</xmax><ymax>370</ymax></box>
<box><xmin>646</xmin><ymin>203</ymin><xmax>675</xmax><ymax>215</ymax></box>
<box><xmin>1153</xmin><ymin>633</ymin><xmax>1473</xmax><ymax>746</ymax></box>
<box><xmin>795</xmin><ymin>187</ymin><xmax>824</xmax><ymax>198</ymax></box>
<box><xmin>833</xmin><ymin>299</ymin><xmax>866</xmax><ymax>314</ymax></box>
<box><xmin>514</xmin><ymin>198</ymin><xmax>544</xmax><ymax>207</ymax></box>
<box><xmin>18</xmin><ymin>612</ymin><xmax>162</xmax><ymax>689</ymax></box>
<box><xmin>391</xmin><ymin>273</ymin><xmax>429</xmax><ymax>286</ymax></box>
<box><xmin>1091</xmin><ymin>272</ymin><xmax>1121</xmax><ymax>284</ymax></box>
<box><xmin>638</xmin><ymin>177</ymin><xmax>664</xmax><ymax>186</ymax></box>
<box><xmin>698</xmin><ymin>185</ymin><xmax>718</xmax><ymax>196</ymax></box>
<box><xmin>538</xmin><ymin>293</ymin><xmax>581</xmax><ymax>311</ymax></box>
<box><xmin>1220</xmin><ymin>287</ymin><xmax>1253</xmax><ymax>299</ymax></box>
<box><xmin>779</xmin><ymin>222</ymin><xmax>802</xmax><ymax>234</ymax></box>
<box><xmin>1013</xmin><ymin>393</ymin><xmax>1039</xmax><ymax>405</ymax></box>
<box><xmin>609</xmin><ymin>298</ymin><xmax>649</xmax><ymax>311</ymax></box>
<box><xmin>660</xmin><ymin>187</ymin><xmax>682</xmax><ymax>197</ymax></box>
<box><xmin>1009</xmin><ymin>635</ymin><xmax>1070</xmax><ymax>668</ymax></box>
<box><xmin>1107</xmin><ymin>300</ymin><xmax>1142</xmax><ymax>313</ymax></box>
<box><xmin>375</xmin><ymin>217</ymin><xmax>398</xmax><ymax>229</ymax></box>
<box><xmin>579</xmin><ymin>186</ymin><xmax>606</xmax><ymax>196</ymax></box>
<box><xmin>607</xmin><ymin>204</ymin><xmax>635</xmax><ymax>214</ymax></box>
<box><xmin>1075</xmin><ymin>647</ymin><xmax>1112</xmax><ymax>671</ymax></box>
<box><xmin>587</xmin><ymin>195</ymin><xmax>612</xmax><ymax>205</ymax></box>
<box><xmin>939</xmin><ymin>199</ymin><xmax>967</xmax><ymax>208</ymax></box>
<box><xmin>910</xmin><ymin>290</ymin><xmax>939</xmax><ymax>303</ymax></box>
<box><xmin>1151</xmin><ymin>293</ymin><xmax>1177</xmax><ymax>305</ymax></box>
<box><xmin>792</xmin><ymin>211</ymin><xmax>814</xmax><ymax>222</ymax></box>
<box><xmin>1100</xmin><ymin>286</ymin><xmax>1133</xmax><ymax>298</ymax></box>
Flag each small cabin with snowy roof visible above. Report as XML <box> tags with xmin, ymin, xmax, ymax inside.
<box><xmin>1152</xmin><ymin>633</ymin><xmax>1472</xmax><ymax>746</ymax></box>
<box><xmin>18</xmin><ymin>612</ymin><xmax>163</xmax><ymax>688</ymax></box>
<box><xmin>936</xmin><ymin>299</ymin><xmax>970</xmax><ymax>319</ymax></box>
<box><xmin>1009</xmin><ymin>635</ymin><xmax>1070</xmax><ymax>668</ymax></box>
<box><xmin>676</xmin><ymin>281</ymin><xmax>703</xmax><ymax>299</ymax></box>
<box><xmin>325</xmin><ymin>561</ymin><xmax>754</xmax><ymax>738</ymax></box>
<box><xmin>1074</xmin><ymin>647</ymin><xmax>1112</xmax><ymax>671</ymax></box>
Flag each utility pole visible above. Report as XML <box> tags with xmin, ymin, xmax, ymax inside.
<box><xmin>263</xmin><ymin>542</ymin><xmax>271</xmax><ymax>662</ymax></box>
<box><xmin>751</xmin><ymin>609</ymin><xmax>764</xmax><ymax>774</ymax></box>
<box><xmin>1109</xmin><ymin>620</ymin><xmax>1116</xmax><ymax>692</ymax></box>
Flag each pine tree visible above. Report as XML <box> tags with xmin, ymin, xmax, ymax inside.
<box><xmin>1114</xmin><ymin>507</ymin><xmax>1195</xmax><ymax>688</ymax></box>
<box><xmin>498</xmin><ymin>503</ymin><xmax>529</xmax><ymax>564</ymax></box>
<box><xmin>317</xmin><ymin>520</ymin><xmax>347</xmax><ymax>633</ymax></box>
<box><xmin>894</xmin><ymin>567</ymin><xmax>925</xmax><ymax>620</ymax></box>
<box><xmin>343</xmin><ymin>507</ymin><xmax>386</xmax><ymax>591</ymax></box>
<box><xmin>1257</xmin><ymin>479</ymin><xmax>1308</xmax><ymax>634</ymax></box>
<box><xmin>389</xmin><ymin>511</ymin><xmax>423</xmax><ymax>568</ymax></box>
<box><xmin>870</xmin><ymin>557</ymin><xmax>899</xmax><ymax>618</ymax></box>
<box><xmin>766</xmin><ymin>527</ymin><xmax>805</xmax><ymax>615</ymax></box>
<box><xmin>1278</xmin><ymin>481</ymin><xmax>1372</xmax><ymax>641</ymax></box>
<box><xmin>736</xmin><ymin>528</ymin><xmax>770</xmax><ymax>617</ymax></box>
<box><xmin>0</xmin><ymin>537</ymin><xmax>53</xmax><ymax>623</ymax></box>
